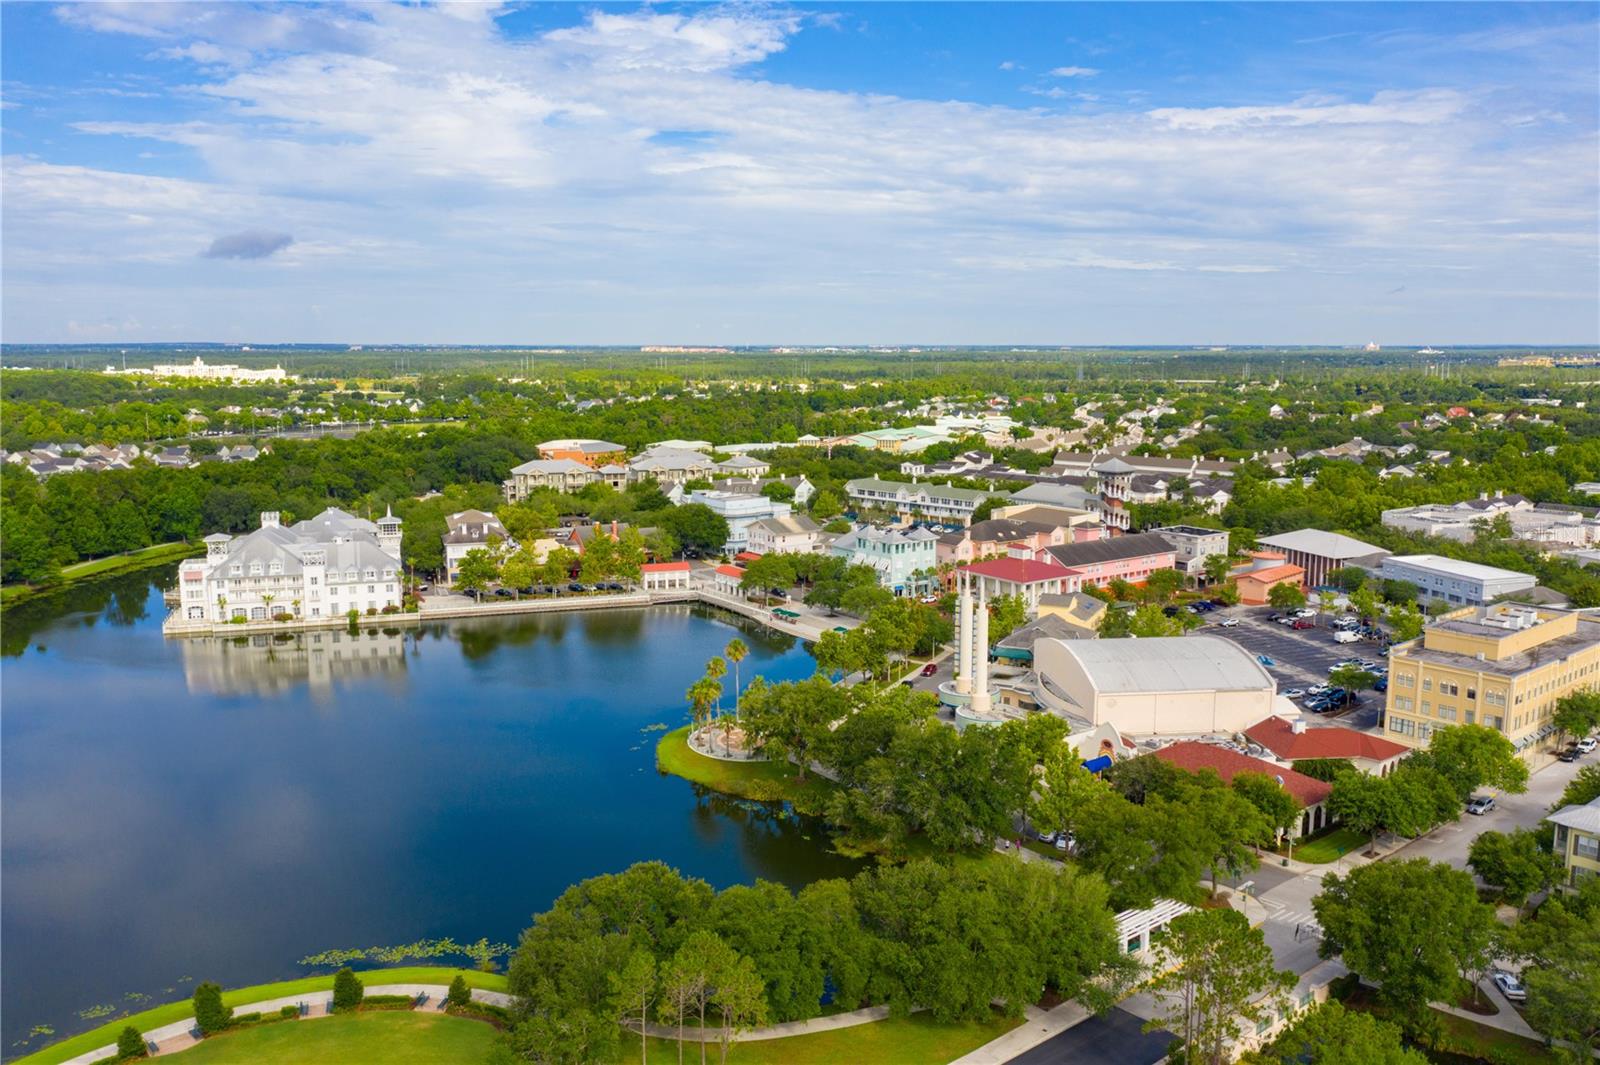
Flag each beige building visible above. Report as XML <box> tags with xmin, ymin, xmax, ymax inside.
<box><xmin>1031</xmin><ymin>636</ymin><xmax>1276</xmax><ymax>736</ymax></box>
<box><xmin>504</xmin><ymin>458</ymin><xmax>600</xmax><ymax>499</ymax></box>
<box><xmin>1383</xmin><ymin>604</ymin><xmax>1600</xmax><ymax>754</ymax></box>
<box><xmin>1547</xmin><ymin>797</ymin><xmax>1600</xmax><ymax>893</ymax></box>
<box><xmin>1036</xmin><ymin>591</ymin><xmax>1106</xmax><ymax>634</ymax></box>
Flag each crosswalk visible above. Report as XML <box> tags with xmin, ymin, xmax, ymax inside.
<box><xmin>1262</xmin><ymin>898</ymin><xmax>1322</xmax><ymax>936</ymax></box>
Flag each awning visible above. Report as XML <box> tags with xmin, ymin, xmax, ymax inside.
<box><xmin>1082</xmin><ymin>755</ymin><xmax>1113</xmax><ymax>774</ymax></box>
<box><xmin>993</xmin><ymin>647</ymin><xmax>1032</xmax><ymax>661</ymax></box>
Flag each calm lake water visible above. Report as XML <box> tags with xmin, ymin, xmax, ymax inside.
<box><xmin>0</xmin><ymin>566</ymin><xmax>856</xmax><ymax>1056</ymax></box>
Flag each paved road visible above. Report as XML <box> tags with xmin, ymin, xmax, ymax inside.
<box><xmin>1004</xmin><ymin>1008</ymin><xmax>1173</xmax><ymax>1065</ymax></box>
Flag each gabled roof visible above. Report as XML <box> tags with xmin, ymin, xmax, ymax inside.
<box><xmin>961</xmin><ymin>557</ymin><xmax>1070</xmax><ymax>585</ymax></box>
<box><xmin>1546</xmin><ymin>797</ymin><xmax>1600</xmax><ymax>835</ymax></box>
<box><xmin>1237</xmin><ymin>563</ymin><xmax>1305</xmax><ymax>584</ymax></box>
<box><xmin>1045</xmin><ymin>532</ymin><xmax>1175</xmax><ymax>568</ymax></box>
<box><xmin>1244</xmin><ymin>716</ymin><xmax>1410</xmax><ymax>763</ymax></box>
<box><xmin>1154</xmin><ymin>741</ymin><xmax>1333</xmax><ymax>807</ymax></box>
<box><xmin>1258</xmin><ymin>529</ymin><xmax>1387</xmax><ymax>560</ymax></box>
<box><xmin>714</xmin><ymin>564</ymin><xmax>746</xmax><ymax>578</ymax></box>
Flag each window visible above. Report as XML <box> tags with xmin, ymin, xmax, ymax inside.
<box><xmin>1422</xmin><ymin>677</ymin><xmax>1433</xmax><ymax>692</ymax></box>
<box><xmin>1437</xmin><ymin>706</ymin><xmax>1457</xmax><ymax>722</ymax></box>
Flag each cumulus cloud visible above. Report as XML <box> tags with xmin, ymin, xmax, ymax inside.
<box><xmin>1049</xmin><ymin>65</ymin><xmax>1099</xmax><ymax>77</ymax></box>
<box><xmin>201</xmin><ymin>230</ymin><xmax>293</xmax><ymax>259</ymax></box>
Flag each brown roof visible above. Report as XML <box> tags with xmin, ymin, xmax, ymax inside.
<box><xmin>1153</xmin><ymin>741</ymin><xmax>1333</xmax><ymax>806</ymax></box>
<box><xmin>1244</xmin><ymin>717</ymin><xmax>1410</xmax><ymax>764</ymax></box>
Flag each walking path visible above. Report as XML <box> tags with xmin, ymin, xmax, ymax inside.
<box><xmin>947</xmin><ymin>1001</ymin><xmax>1091</xmax><ymax>1064</ymax></box>
<box><xmin>58</xmin><ymin>985</ymin><xmax>513</xmax><ymax>1064</ymax></box>
<box><xmin>628</xmin><ymin>1003</ymin><xmax>908</xmax><ymax>1043</ymax></box>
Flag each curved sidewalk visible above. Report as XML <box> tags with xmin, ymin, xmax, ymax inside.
<box><xmin>61</xmin><ymin>985</ymin><xmax>512</xmax><ymax>1064</ymax></box>
<box><xmin>629</xmin><ymin>1003</ymin><xmax>912</xmax><ymax>1043</ymax></box>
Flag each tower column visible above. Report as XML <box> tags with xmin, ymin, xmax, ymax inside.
<box><xmin>955</xmin><ymin>570</ymin><xmax>972</xmax><ymax>694</ymax></box>
<box><xmin>971</xmin><ymin>587</ymin><xmax>992</xmax><ymax>715</ymax></box>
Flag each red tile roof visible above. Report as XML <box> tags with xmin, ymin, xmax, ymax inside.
<box><xmin>960</xmin><ymin>557</ymin><xmax>1069</xmax><ymax>585</ymax></box>
<box><xmin>714</xmin><ymin>564</ymin><xmax>746</xmax><ymax>578</ymax></box>
<box><xmin>641</xmin><ymin>561</ymin><xmax>691</xmax><ymax>572</ymax></box>
<box><xmin>1237</xmin><ymin>563</ymin><xmax>1305</xmax><ymax>584</ymax></box>
<box><xmin>1244</xmin><ymin>716</ymin><xmax>1410</xmax><ymax>764</ymax></box>
<box><xmin>1154</xmin><ymin>741</ymin><xmax>1333</xmax><ymax>807</ymax></box>
<box><xmin>735</xmin><ymin>551</ymin><xmax>763</xmax><ymax>562</ymax></box>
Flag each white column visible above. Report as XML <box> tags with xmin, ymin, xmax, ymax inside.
<box><xmin>971</xmin><ymin>586</ymin><xmax>992</xmax><ymax>714</ymax></box>
<box><xmin>955</xmin><ymin>570</ymin><xmax>972</xmax><ymax>694</ymax></box>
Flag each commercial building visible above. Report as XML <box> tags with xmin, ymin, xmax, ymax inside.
<box><xmin>1041</xmin><ymin>532</ymin><xmax>1177</xmax><ymax>589</ymax></box>
<box><xmin>1232</xmin><ymin>553</ymin><xmax>1307</xmax><ymax>606</ymax></box>
<box><xmin>175</xmin><ymin>508</ymin><xmax>404</xmax><ymax>623</ymax></box>
<box><xmin>110</xmin><ymin>355</ymin><xmax>292</xmax><ymax>383</ymax></box>
<box><xmin>1152</xmin><ymin>525</ymin><xmax>1231</xmax><ymax>579</ymax></box>
<box><xmin>1154</xmin><ymin>741</ymin><xmax>1334</xmax><ymax>839</ymax></box>
<box><xmin>1378</xmin><ymin>554</ymin><xmax>1538</xmax><ymax>608</ymax></box>
<box><xmin>829</xmin><ymin>525</ymin><xmax>938</xmax><ymax>595</ymax></box>
<box><xmin>1036</xmin><ymin>591</ymin><xmax>1107</xmax><ymax>634</ymax></box>
<box><xmin>685</xmin><ymin>489</ymin><xmax>792</xmax><ymax>554</ymax></box>
<box><xmin>936</xmin><ymin>517</ymin><xmax>1076</xmax><ymax>566</ymax></box>
<box><xmin>537</xmin><ymin>438</ymin><xmax>627</xmax><ymax>467</ymax></box>
<box><xmin>1546</xmin><ymin>798</ymin><xmax>1600</xmax><ymax>893</ymax></box>
<box><xmin>1243</xmin><ymin>716</ymin><xmax>1410</xmax><ymax>777</ymax></box>
<box><xmin>844</xmin><ymin>478</ymin><xmax>994</xmax><ymax>526</ymax></box>
<box><xmin>1031</xmin><ymin>635</ymin><xmax>1277</xmax><ymax>736</ymax></box>
<box><xmin>1257</xmin><ymin>529</ymin><xmax>1389</xmax><ymax>589</ymax></box>
<box><xmin>959</xmin><ymin>557</ymin><xmax>1078</xmax><ymax>613</ymax></box>
<box><xmin>640</xmin><ymin>561</ymin><xmax>692</xmax><ymax>591</ymax></box>
<box><xmin>503</xmin><ymin>457</ymin><xmax>600</xmax><ymax>499</ymax></box>
<box><xmin>442</xmin><ymin>510</ymin><xmax>513</xmax><ymax>582</ymax></box>
<box><xmin>1383</xmin><ymin>604</ymin><xmax>1600</xmax><ymax>754</ymax></box>
<box><xmin>1382</xmin><ymin>492</ymin><xmax>1600</xmax><ymax>547</ymax></box>
<box><xmin>746</xmin><ymin>513</ymin><xmax>826</xmax><ymax>555</ymax></box>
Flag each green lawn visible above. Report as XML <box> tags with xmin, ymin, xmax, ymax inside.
<box><xmin>1</xmin><ymin>542</ymin><xmax>200</xmax><ymax>608</ymax></box>
<box><xmin>175</xmin><ymin>1011</ymin><xmax>495</xmax><ymax>1065</ymax></box>
<box><xmin>1287</xmin><ymin>826</ymin><xmax>1368</xmax><ymax>864</ymax></box>
<box><xmin>15</xmin><ymin>968</ymin><xmax>507</xmax><ymax>1065</ymax></box>
<box><xmin>642</xmin><ymin>1010</ymin><xmax>1022</xmax><ymax>1065</ymax></box>
<box><xmin>655</xmin><ymin>725</ymin><xmax>838</xmax><ymax>815</ymax></box>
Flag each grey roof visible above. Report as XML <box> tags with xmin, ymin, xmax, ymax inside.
<box><xmin>1259</xmin><ymin>529</ymin><xmax>1387</xmax><ymax>560</ymax></box>
<box><xmin>749</xmin><ymin>513</ymin><xmax>821</xmax><ymax>537</ymax></box>
<box><xmin>1050</xmin><ymin>635</ymin><xmax>1274</xmax><ymax>693</ymax></box>
<box><xmin>1547</xmin><ymin>797</ymin><xmax>1600</xmax><ymax>836</ymax></box>
<box><xmin>511</xmin><ymin>457</ymin><xmax>592</xmax><ymax>476</ymax></box>
<box><xmin>1092</xmin><ymin>457</ymin><xmax>1137</xmax><ymax>475</ymax></box>
<box><xmin>1045</xmin><ymin>532</ymin><xmax>1175</xmax><ymax>568</ymax></box>
<box><xmin>1383</xmin><ymin>554</ymin><xmax>1537</xmax><ymax>583</ymax></box>
<box><xmin>998</xmin><ymin>614</ymin><xmax>1095</xmax><ymax>649</ymax></box>
<box><xmin>1010</xmin><ymin>483</ymin><xmax>1096</xmax><ymax>509</ymax></box>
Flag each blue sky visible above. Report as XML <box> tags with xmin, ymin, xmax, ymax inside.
<box><xmin>2</xmin><ymin>2</ymin><xmax>1596</xmax><ymax>344</ymax></box>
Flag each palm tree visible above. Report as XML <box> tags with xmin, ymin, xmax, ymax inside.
<box><xmin>705</xmin><ymin>657</ymin><xmax>727</xmax><ymax>718</ymax></box>
<box><xmin>685</xmin><ymin>678</ymin><xmax>720</xmax><ymax>750</ymax></box>
<box><xmin>216</xmin><ymin>594</ymin><xmax>227</xmax><ymax>621</ymax></box>
<box><xmin>724</xmin><ymin>639</ymin><xmax>748</xmax><ymax>718</ymax></box>
<box><xmin>262</xmin><ymin>593</ymin><xmax>275</xmax><ymax>619</ymax></box>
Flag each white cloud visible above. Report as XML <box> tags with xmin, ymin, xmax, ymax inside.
<box><xmin>998</xmin><ymin>60</ymin><xmax>1017</xmax><ymax>71</ymax></box>
<box><xmin>6</xmin><ymin>5</ymin><xmax>1597</xmax><ymax>342</ymax></box>
<box><xmin>1049</xmin><ymin>65</ymin><xmax>1099</xmax><ymax>78</ymax></box>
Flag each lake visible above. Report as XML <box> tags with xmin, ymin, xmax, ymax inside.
<box><xmin>0</xmin><ymin>566</ymin><xmax>856</xmax><ymax>1055</ymax></box>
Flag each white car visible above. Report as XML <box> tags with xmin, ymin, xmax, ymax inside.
<box><xmin>1219</xmin><ymin>618</ymin><xmax>1240</xmax><ymax>627</ymax></box>
<box><xmin>1577</xmin><ymin>737</ymin><xmax>1598</xmax><ymax>753</ymax></box>
<box><xmin>1282</xmin><ymin>689</ymin><xmax>1305</xmax><ymax>699</ymax></box>
<box><xmin>1491</xmin><ymin>970</ymin><xmax>1526</xmax><ymax>1002</ymax></box>
<box><xmin>1293</xmin><ymin>608</ymin><xmax>1316</xmax><ymax>619</ymax></box>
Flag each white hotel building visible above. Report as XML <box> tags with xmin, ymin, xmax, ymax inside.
<box><xmin>176</xmin><ymin>508</ymin><xmax>404</xmax><ymax>623</ymax></box>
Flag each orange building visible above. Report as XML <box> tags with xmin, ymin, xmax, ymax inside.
<box><xmin>536</xmin><ymin>438</ymin><xmax>626</xmax><ymax>467</ymax></box>
<box><xmin>1233</xmin><ymin>550</ymin><xmax>1306</xmax><ymax>605</ymax></box>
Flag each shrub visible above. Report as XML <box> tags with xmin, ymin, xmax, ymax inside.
<box><xmin>366</xmin><ymin>607</ymin><xmax>378</xmax><ymax>616</ymax></box>
<box><xmin>381</xmin><ymin>604</ymin><xmax>400</xmax><ymax>614</ymax></box>
<box><xmin>445</xmin><ymin>999</ymin><xmax>512</xmax><ymax>1027</ymax></box>
<box><xmin>228</xmin><ymin>616</ymin><xmax>247</xmax><ymax>625</ymax></box>
<box><xmin>279</xmin><ymin>1005</ymin><xmax>299</xmax><ymax>1019</ymax></box>
<box><xmin>447</xmin><ymin>975</ymin><xmax>470</xmax><ymax>1009</ymax></box>
<box><xmin>192</xmin><ymin>982</ymin><xmax>231</xmax><ymax>1035</ymax></box>
<box><xmin>272</xmin><ymin>612</ymin><xmax>293</xmax><ymax>622</ymax></box>
<box><xmin>332</xmin><ymin>967</ymin><xmax>364</xmax><ymax>1012</ymax></box>
<box><xmin>115</xmin><ymin>1025</ymin><xmax>146</xmax><ymax>1059</ymax></box>
<box><xmin>231</xmin><ymin>1012</ymin><xmax>261</xmax><ymax>1025</ymax></box>
<box><xmin>360</xmin><ymin>994</ymin><xmax>414</xmax><ymax>1011</ymax></box>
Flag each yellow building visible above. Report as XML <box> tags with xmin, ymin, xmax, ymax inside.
<box><xmin>1546</xmin><ymin>798</ymin><xmax>1600</xmax><ymax>892</ymax></box>
<box><xmin>1383</xmin><ymin>604</ymin><xmax>1600</xmax><ymax>755</ymax></box>
<box><xmin>1036</xmin><ymin>591</ymin><xmax>1107</xmax><ymax>633</ymax></box>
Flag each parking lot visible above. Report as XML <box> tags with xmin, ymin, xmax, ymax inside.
<box><xmin>1197</xmin><ymin>606</ymin><xmax>1389</xmax><ymax>728</ymax></box>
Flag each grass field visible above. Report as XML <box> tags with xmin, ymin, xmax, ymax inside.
<box><xmin>174</xmin><ymin>1011</ymin><xmax>496</xmax><ymax>1065</ymax></box>
<box><xmin>1288</xmin><ymin>827</ymin><xmax>1368</xmax><ymax>863</ymax></box>
<box><xmin>15</xmin><ymin>968</ymin><xmax>508</xmax><ymax>1065</ymax></box>
<box><xmin>0</xmin><ymin>541</ymin><xmax>199</xmax><ymax>608</ymax></box>
<box><xmin>655</xmin><ymin>725</ymin><xmax>838</xmax><ymax>815</ymax></box>
<box><xmin>642</xmin><ymin>1010</ymin><xmax>1022</xmax><ymax>1065</ymax></box>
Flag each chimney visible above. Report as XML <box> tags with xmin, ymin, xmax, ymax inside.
<box><xmin>1290</xmin><ymin>719</ymin><xmax>1307</xmax><ymax>734</ymax></box>
<box><xmin>260</xmin><ymin>511</ymin><xmax>280</xmax><ymax>528</ymax></box>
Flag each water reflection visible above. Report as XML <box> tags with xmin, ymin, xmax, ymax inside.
<box><xmin>179</xmin><ymin>628</ymin><xmax>410</xmax><ymax>698</ymax></box>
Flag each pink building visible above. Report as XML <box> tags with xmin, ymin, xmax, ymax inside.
<box><xmin>1039</xmin><ymin>531</ymin><xmax>1178</xmax><ymax>589</ymax></box>
<box><xmin>960</xmin><ymin>557</ymin><xmax>1080</xmax><ymax>613</ymax></box>
<box><xmin>936</xmin><ymin>517</ymin><xmax>1071</xmax><ymax>567</ymax></box>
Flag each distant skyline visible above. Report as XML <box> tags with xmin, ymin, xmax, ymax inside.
<box><xmin>3</xmin><ymin>2</ymin><xmax>1596</xmax><ymax>344</ymax></box>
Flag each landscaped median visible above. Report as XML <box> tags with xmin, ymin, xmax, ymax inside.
<box><xmin>14</xmin><ymin>967</ymin><xmax>507</xmax><ymax>1065</ymax></box>
<box><xmin>655</xmin><ymin>724</ymin><xmax>837</xmax><ymax>815</ymax></box>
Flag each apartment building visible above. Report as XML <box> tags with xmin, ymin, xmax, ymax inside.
<box><xmin>503</xmin><ymin>457</ymin><xmax>600</xmax><ymax>499</ymax></box>
<box><xmin>1383</xmin><ymin>604</ymin><xmax>1600</xmax><ymax>754</ymax></box>
<box><xmin>1547</xmin><ymin>798</ymin><xmax>1600</xmax><ymax>893</ymax></box>
<box><xmin>844</xmin><ymin>477</ymin><xmax>993</xmax><ymax>526</ymax></box>
<box><xmin>536</xmin><ymin>438</ymin><xmax>626</xmax><ymax>466</ymax></box>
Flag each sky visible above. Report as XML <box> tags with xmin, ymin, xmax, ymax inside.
<box><xmin>2</xmin><ymin>1</ymin><xmax>1596</xmax><ymax>345</ymax></box>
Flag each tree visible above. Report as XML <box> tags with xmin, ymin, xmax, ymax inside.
<box><xmin>1144</xmin><ymin>567</ymin><xmax>1182</xmax><ymax>603</ymax></box>
<box><xmin>1415</xmin><ymin>723</ymin><xmax>1529</xmax><ymax>800</ymax></box>
<box><xmin>986</xmin><ymin>594</ymin><xmax>1027</xmax><ymax>641</ymax></box>
<box><xmin>1511</xmin><ymin>891</ymin><xmax>1600</xmax><ymax>1062</ymax></box>
<box><xmin>686</xmin><ymin>677</ymin><xmax>720</xmax><ymax>735</ymax></box>
<box><xmin>1326</xmin><ymin>567</ymin><xmax>1367</xmax><ymax>593</ymax></box>
<box><xmin>1313</xmin><ymin>859</ymin><xmax>1498</xmax><ymax>1034</ymax></box>
<box><xmin>656</xmin><ymin>951</ymin><xmax>702</xmax><ymax>1065</ymax></box>
<box><xmin>739</xmin><ymin>677</ymin><xmax>848</xmax><ymax>779</ymax></box>
<box><xmin>1231</xmin><ymin>771</ymin><xmax>1302</xmax><ymax>849</ymax></box>
<box><xmin>1268</xmin><ymin>581</ymin><xmax>1307</xmax><ymax>609</ymax></box>
<box><xmin>1144</xmin><ymin>908</ymin><xmax>1293</xmax><ymax>1065</ymax></box>
<box><xmin>1555</xmin><ymin>763</ymin><xmax>1600</xmax><ymax>809</ymax></box>
<box><xmin>724</xmin><ymin>639</ymin><xmax>749</xmax><ymax>716</ymax></box>
<box><xmin>610</xmin><ymin>950</ymin><xmax>655</xmax><ymax>1065</ymax></box>
<box><xmin>1466</xmin><ymin>829</ymin><xmax>1559</xmax><ymax>906</ymax></box>
<box><xmin>1213</xmin><ymin>581</ymin><xmax>1241</xmax><ymax>606</ymax></box>
<box><xmin>1328</xmin><ymin>771</ymin><xmax>1399</xmax><ymax>855</ymax></box>
<box><xmin>1292</xmin><ymin>758</ymin><xmax>1353</xmax><ymax>783</ymax></box>
<box><xmin>1202</xmin><ymin>553</ymin><xmax>1233</xmax><ymax>586</ymax></box>
<box><xmin>455</xmin><ymin>547</ymin><xmax>499</xmax><ymax>600</ymax></box>
<box><xmin>332</xmin><ymin>967</ymin><xmax>365</xmax><ymax>1011</ymax></box>
<box><xmin>661</xmin><ymin>504</ymin><xmax>730</xmax><ymax>557</ymax></box>
<box><xmin>192</xmin><ymin>981</ymin><xmax>232</xmax><ymax>1035</ymax></box>
<box><xmin>1552</xmin><ymin>688</ymin><xmax>1600</xmax><ymax>746</ymax></box>
<box><xmin>446</xmin><ymin>973</ymin><xmax>471</xmax><ymax>1010</ymax></box>
<box><xmin>1328</xmin><ymin>664</ymin><xmax>1377</xmax><ymax>708</ymax></box>
<box><xmin>116</xmin><ymin>1025</ymin><xmax>147</xmax><ymax>1060</ymax></box>
<box><xmin>1182</xmin><ymin>772</ymin><xmax>1270</xmax><ymax>894</ymax></box>
<box><xmin>809</xmin><ymin>489</ymin><xmax>842</xmax><ymax>520</ymax></box>
<box><xmin>1255</xmin><ymin>1001</ymin><xmax>1427</xmax><ymax>1065</ymax></box>
<box><xmin>541</xmin><ymin>545</ymin><xmax>579</xmax><ymax>586</ymax></box>
<box><xmin>1127</xmin><ymin>604</ymin><xmax>1186</xmax><ymax>638</ymax></box>
<box><xmin>969</xmin><ymin>495</ymin><xmax>1009</xmax><ymax>523</ymax></box>
<box><xmin>1031</xmin><ymin>742</ymin><xmax>1102</xmax><ymax>842</ymax></box>
<box><xmin>669</xmin><ymin>930</ymin><xmax>738</xmax><ymax>1065</ymax></box>
<box><xmin>500</xmin><ymin>547</ymin><xmax>538</xmax><ymax>597</ymax></box>
<box><xmin>711</xmin><ymin>954</ymin><xmax>768</xmax><ymax>1065</ymax></box>
<box><xmin>1387</xmin><ymin>600</ymin><xmax>1424</xmax><ymax>642</ymax></box>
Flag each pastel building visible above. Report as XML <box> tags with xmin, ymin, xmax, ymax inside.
<box><xmin>1547</xmin><ymin>798</ymin><xmax>1600</xmax><ymax>893</ymax></box>
<box><xmin>829</xmin><ymin>525</ymin><xmax>938</xmax><ymax>595</ymax></box>
<box><xmin>686</xmin><ymin>489</ymin><xmax>792</xmax><ymax>554</ymax></box>
<box><xmin>844</xmin><ymin>478</ymin><xmax>993</xmax><ymax>526</ymax></box>
<box><xmin>1040</xmin><ymin>532</ymin><xmax>1177</xmax><ymax>589</ymax></box>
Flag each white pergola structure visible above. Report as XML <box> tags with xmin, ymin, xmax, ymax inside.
<box><xmin>1115</xmin><ymin>898</ymin><xmax>1195</xmax><ymax>957</ymax></box>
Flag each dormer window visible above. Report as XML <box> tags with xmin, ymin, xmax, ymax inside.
<box><xmin>269</xmin><ymin>561</ymin><xmax>282</xmax><ymax>575</ymax></box>
<box><xmin>230</xmin><ymin>564</ymin><xmax>242</xmax><ymax>576</ymax></box>
<box><xmin>249</xmin><ymin>562</ymin><xmax>263</xmax><ymax>576</ymax></box>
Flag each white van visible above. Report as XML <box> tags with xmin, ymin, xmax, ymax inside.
<box><xmin>1334</xmin><ymin>630</ymin><xmax>1361</xmax><ymax>644</ymax></box>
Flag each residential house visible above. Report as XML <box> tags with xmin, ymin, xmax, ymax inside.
<box><xmin>537</xmin><ymin>438</ymin><xmax>627</xmax><ymax>466</ymax></box>
<box><xmin>844</xmin><ymin>478</ymin><xmax>994</xmax><ymax>526</ymax></box>
<box><xmin>1036</xmin><ymin>591</ymin><xmax>1107</xmax><ymax>634</ymax></box>
<box><xmin>829</xmin><ymin>525</ymin><xmax>938</xmax><ymax>595</ymax></box>
<box><xmin>936</xmin><ymin>517</ymin><xmax>1071</xmax><ymax>567</ymax></box>
<box><xmin>718</xmin><ymin>474</ymin><xmax>815</xmax><ymax>506</ymax></box>
<box><xmin>746</xmin><ymin>514</ymin><xmax>826</xmax><ymax>555</ymax></box>
<box><xmin>687</xmin><ymin>489</ymin><xmax>793</xmax><ymax>554</ymax></box>
<box><xmin>628</xmin><ymin>446</ymin><xmax>716</xmax><ymax>487</ymax></box>
<box><xmin>442</xmin><ymin>510</ymin><xmax>514</xmax><ymax>582</ymax></box>
<box><xmin>504</xmin><ymin>458</ymin><xmax>599</xmax><ymax>499</ymax></box>
<box><xmin>1152</xmin><ymin>525</ymin><xmax>1230</xmax><ymax>579</ymax></box>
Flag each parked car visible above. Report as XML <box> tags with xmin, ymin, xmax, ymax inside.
<box><xmin>1276</xmin><ymin>616</ymin><xmax>1295</xmax><ymax>626</ymax></box>
<box><xmin>769</xmin><ymin>588</ymin><xmax>789</xmax><ymax>600</ymax></box>
<box><xmin>1257</xmin><ymin>655</ymin><xmax>1276</xmax><ymax>667</ymax></box>
<box><xmin>1465</xmin><ymin>795</ymin><xmax>1496</xmax><ymax>816</ymax></box>
<box><xmin>1559</xmin><ymin>747</ymin><xmax>1582</xmax><ymax>763</ymax></box>
<box><xmin>1282</xmin><ymin>688</ymin><xmax>1305</xmax><ymax>699</ymax></box>
<box><xmin>1293</xmin><ymin>608</ymin><xmax>1316</xmax><ymax>619</ymax></box>
<box><xmin>1577</xmin><ymin>737</ymin><xmax>1598</xmax><ymax>753</ymax></box>
<box><xmin>1036</xmin><ymin>829</ymin><xmax>1057</xmax><ymax>843</ymax></box>
<box><xmin>568</xmin><ymin>582</ymin><xmax>587</xmax><ymax>593</ymax></box>
<box><xmin>1334</xmin><ymin>630</ymin><xmax>1361</xmax><ymax>644</ymax></box>
<box><xmin>921</xmin><ymin>663</ymin><xmax>938</xmax><ymax>677</ymax></box>
<box><xmin>493</xmin><ymin>587</ymin><xmax>514</xmax><ymax>598</ymax></box>
<box><xmin>1219</xmin><ymin>617</ymin><xmax>1240</xmax><ymax>627</ymax></box>
<box><xmin>1292</xmin><ymin>619</ymin><xmax>1315</xmax><ymax>630</ymax></box>
<box><xmin>1491</xmin><ymin>970</ymin><xmax>1527</xmax><ymax>1002</ymax></box>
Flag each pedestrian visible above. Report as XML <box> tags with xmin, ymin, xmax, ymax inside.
<box><xmin>1295</xmin><ymin>923</ymin><xmax>1301</xmax><ymax>940</ymax></box>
